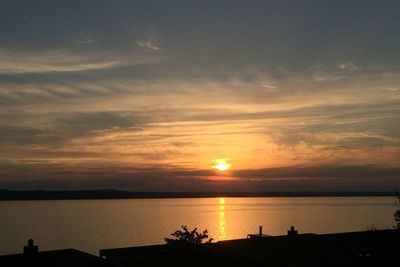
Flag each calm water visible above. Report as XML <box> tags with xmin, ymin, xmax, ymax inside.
<box><xmin>0</xmin><ymin>197</ymin><xmax>398</xmax><ymax>255</ymax></box>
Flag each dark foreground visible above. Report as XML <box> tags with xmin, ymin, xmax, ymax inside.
<box><xmin>2</xmin><ymin>229</ymin><xmax>400</xmax><ymax>267</ymax></box>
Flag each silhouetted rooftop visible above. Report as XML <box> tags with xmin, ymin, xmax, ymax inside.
<box><xmin>0</xmin><ymin>248</ymin><xmax>117</xmax><ymax>267</ymax></box>
<box><xmin>2</xmin><ymin>229</ymin><xmax>400</xmax><ymax>266</ymax></box>
<box><xmin>101</xmin><ymin>229</ymin><xmax>400</xmax><ymax>267</ymax></box>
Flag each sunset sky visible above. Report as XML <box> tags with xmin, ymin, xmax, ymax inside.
<box><xmin>0</xmin><ymin>1</ymin><xmax>399</xmax><ymax>191</ymax></box>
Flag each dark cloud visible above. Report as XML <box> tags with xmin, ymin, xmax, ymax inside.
<box><xmin>233</xmin><ymin>165</ymin><xmax>400</xmax><ymax>180</ymax></box>
<box><xmin>0</xmin><ymin>126</ymin><xmax>57</xmax><ymax>145</ymax></box>
<box><xmin>54</xmin><ymin>111</ymin><xmax>142</xmax><ymax>135</ymax></box>
<box><xmin>0</xmin><ymin>163</ymin><xmax>399</xmax><ymax>192</ymax></box>
<box><xmin>0</xmin><ymin>111</ymin><xmax>143</xmax><ymax>146</ymax></box>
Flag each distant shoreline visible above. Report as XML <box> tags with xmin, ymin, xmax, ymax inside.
<box><xmin>0</xmin><ymin>189</ymin><xmax>396</xmax><ymax>201</ymax></box>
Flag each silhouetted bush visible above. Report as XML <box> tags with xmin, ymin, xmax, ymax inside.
<box><xmin>165</xmin><ymin>225</ymin><xmax>213</xmax><ymax>245</ymax></box>
<box><xmin>394</xmin><ymin>192</ymin><xmax>400</xmax><ymax>229</ymax></box>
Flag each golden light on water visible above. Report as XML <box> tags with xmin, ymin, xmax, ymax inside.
<box><xmin>212</xmin><ymin>159</ymin><xmax>232</xmax><ymax>171</ymax></box>
<box><xmin>218</xmin><ymin>198</ymin><xmax>227</xmax><ymax>240</ymax></box>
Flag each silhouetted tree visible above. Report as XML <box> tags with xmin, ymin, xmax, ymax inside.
<box><xmin>165</xmin><ymin>225</ymin><xmax>213</xmax><ymax>245</ymax></box>
<box><xmin>394</xmin><ymin>192</ymin><xmax>400</xmax><ymax>229</ymax></box>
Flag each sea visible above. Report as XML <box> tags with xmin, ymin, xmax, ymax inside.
<box><xmin>0</xmin><ymin>196</ymin><xmax>398</xmax><ymax>255</ymax></box>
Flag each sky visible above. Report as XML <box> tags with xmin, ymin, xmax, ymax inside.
<box><xmin>0</xmin><ymin>0</ymin><xmax>399</xmax><ymax>192</ymax></box>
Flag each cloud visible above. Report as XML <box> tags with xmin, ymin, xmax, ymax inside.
<box><xmin>384</xmin><ymin>87</ymin><xmax>399</xmax><ymax>92</ymax></box>
<box><xmin>136</xmin><ymin>40</ymin><xmax>161</xmax><ymax>51</ymax></box>
<box><xmin>53</xmin><ymin>111</ymin><xmax>142</xmax><ymax>135</ymax></box>
<box><xmin>0</xmin><ymin>126</ymin><xmax>50</xmax><ymax>145</ymax></box>
<box><xmin>0</xmin><ymin>163</ymin><xmax>399</xmax><ymax>192</ymax></box>
<box><xmin>232</xmin><ymin>165</ymin><xmax>400</xmax><ymax>180</ymax></box>
<box><xmin>337</xmin><ymin>62</ymin><xmax>360</xmax><ymax>71</ymax></box>
<box><xmin>0</xmin><ymin>49</ymin><xmax>118</xmax><ymax>74</ymax></box>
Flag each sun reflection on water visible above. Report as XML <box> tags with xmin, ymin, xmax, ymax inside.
<box><xmin>218</xmin><ymin>198</ymin><xmax>227</xmax><ymax>240</ymax></box>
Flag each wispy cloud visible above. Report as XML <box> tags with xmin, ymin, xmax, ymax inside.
<box><xmin>136</xmin><ymin>40</ymin><xmax>161</xmax><ymax>51</ymax></box>
<box><xmin>337</xmin><ymin>62</ymin><xmax>360</xmax><ymax>71</ymax></box>
<box><xmin>0</xmin><ymin>49</ymin><xmax>118</xmax><ymax>74</ymax></box>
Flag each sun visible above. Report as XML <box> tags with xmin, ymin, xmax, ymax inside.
<box><xmin>215</xmin><ymin>163</ymin><xmax>230</xmax><ymax>171</ymax></box>
<box><xmin>212</xmin><ymin>159</ymin><xmax>232</xmax><ymax>171</ymax></box>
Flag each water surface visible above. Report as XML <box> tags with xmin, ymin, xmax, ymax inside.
<box><xmin>0</xmin><ymin>197</ymin><xmax>397</xmax><ymax>255</ymax></box>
